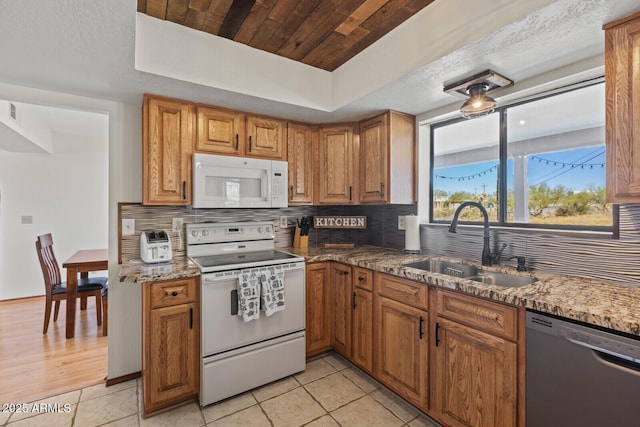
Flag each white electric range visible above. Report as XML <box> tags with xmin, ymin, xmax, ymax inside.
<box><xmin>186</xmin><ymin>221</ymin><xmax>306</xmax><ymax>407</ymax></box>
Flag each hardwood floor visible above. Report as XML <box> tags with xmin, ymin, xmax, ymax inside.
<box><xmin>0</xmin><ymin>296</ymin><xmax>107</xmax><ymax>403</ymax></box>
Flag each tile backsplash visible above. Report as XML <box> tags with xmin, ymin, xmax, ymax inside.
<box><xmin>119</xmin><ymin>203</ymin><xmax>640</xmax><ymax>286</ymax></box>
<box><xmin>119</xmin><ymin>204</ymin><xmax>417</xmax><ymax>263</ymax></box>
<box><xmin>420</xmin><ymin>204</ymin><xmax>640</xmax><ymax>287</ymax></box>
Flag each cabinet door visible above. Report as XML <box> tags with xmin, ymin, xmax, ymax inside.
<box><xmin>145</xmin><ymin>302</ymin><xmax>198</xmax><ymax>413</ymax></box>
<box><xmin>246</xmin><ymin>116</ymin><xmax>286</xmax><ymax>160</ymax></box>
<box><xmin>359</xmin><ymin>113</ymin><xmax>389</xmax><ymax>203</ymax></box>
<box><xmin>143</xmin><ymin>95</ymin><xmax>193</xmax><ymax>205</ymax></box>
<box><xmin>352</xmin><ymin>288</ymin><xmax>373</xmax><ymax>373</ymax></box>
<box><xmin>318</xmin><ymin>125</ymin><xmax>357</xmax><ymax>204</ymax></box>
<box><xmin>331</xmin><ymin>263</ymin><xmax>352</xmax><ymax>358</ymax></box>
<box><xmin>604</xmin><ymin>16</ymin><xmax>640</xmax><ymax>202</ymax></box>
<box><xmin>287</xmin><ymin>123</ymin><xmax>314</xmax><ymax>205</ymax></box>
<box><xmin>195</xmin><ymin>106</ymin><xmax>245</xmax><ymax>155</ymax></box>
<box><xmin>306</xmin><ymin>263</ymin><xmax>331</xmax><ymax>357</ymax></box>
<box><xmin>375</xmin><ymin>296</ymin><xmax>428</xmax><ymax>411</ymax></box>
<box><xmin>433</xmin><ymin>317</ymin><xmax>517</xmax><ymax>427</ymax></box>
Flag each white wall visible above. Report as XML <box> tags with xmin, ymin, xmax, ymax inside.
<box><xmin>0</xmin><ymin>126</ymin><xmax>108</xmax><ymax>300</ymax></box>
<box><xmin>0</xmin><ymin>83</ymin><xmax>142</xmax><ymax>380</ymax></box>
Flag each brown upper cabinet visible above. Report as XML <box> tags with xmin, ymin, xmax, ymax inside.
<box><xmin>196</xmin><ymin>106</ymin><xmax>245</xmax><ymax>155</ymax></box>
<box><xmin>604</xmin><ymin>12</ymin><xmax>640</xmax><ymax>203</ymax></box>
<box><xmin>287</xmin><ymin>123</ymin><xmax>315</xmax><ymax>205</ymax></box>
<box><xmin>196</xmin><ymin>105</ymin><xmax>286</xmax><ymax>161</ymax></box>
<box><xmin>142</xmin><ymin>94</ymin><xmax>194</xmax><ymax>205</ymax></box>
<box><xmin>359</xmin><ymin>111</ymin><xmax>415</xmax><ymax>204</ymax></box>
<box><xmin>143</xmin><ymin>93</ymin><xmax>416</xmax><ymax>206</ymax></box>
<box><xmin>317</xmin><ymin>124</ymin><xmax>359</xmax><ymax>204</ymax></box>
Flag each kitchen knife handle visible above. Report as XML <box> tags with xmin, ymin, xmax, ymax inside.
<box><xmin>235</xmin><ymin>134</ymin><xmax>239</xmax><ymax>151</ymax></box>
<box><xmin>249</xmin><ymin>136</ymin><xmax>252</xmax><ymax>152</ymax></box>
<box><xmin>419</xmin><ymin>316</ymin><xmax>424</xmax><ymax>339</ymax></box>
<box><xmin>352</xmin><ymin>291</ymin><xmax>357</xmax><ymax>310</ymax></box>
<box><xmin>380</xmin><ymin>182</ymin><xmax>385</xmax><ymax>198</ymax></box>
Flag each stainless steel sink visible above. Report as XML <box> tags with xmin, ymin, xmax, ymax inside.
<box><xmin>403</xmin><ymin>260</ymin><xmax>478</xmax><ymax>278</ymax></box>
<box><xmin>467</xmin><ymin>271</ymin><xmax>536</xmax><ymax>288</ymax></box>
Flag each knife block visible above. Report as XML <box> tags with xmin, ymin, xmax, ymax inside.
<box><xmin>293</xmin><ymin>226</ymin><xmax>308</xmax><ymax>248</ymax></box>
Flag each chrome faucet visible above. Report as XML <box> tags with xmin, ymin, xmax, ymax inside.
<box><xmin>448</xmin><ymin>201</ymin><xmax>506</xmax><ymax>266</ymax></box>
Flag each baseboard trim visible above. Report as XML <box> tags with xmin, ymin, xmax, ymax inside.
<box><xmin>106</xmin><ymin>371</ymin><xmax>141</xmax><ymax>387</ymax></box>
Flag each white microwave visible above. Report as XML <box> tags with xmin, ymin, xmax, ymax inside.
<box><xmin>192</xmin><ymin>153</ymin><xmax>288</xmax><ymax>208</ymax></box>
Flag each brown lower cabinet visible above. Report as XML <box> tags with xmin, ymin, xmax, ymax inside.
<box><xmin>431</xmin><ymin>289</ymin><xmax>521</xmax><ymax>427</ymax></box>
<box><xmin>305</xmin><ymin>263</ymin><xmax>332</xmax><ymax>357</ymax></box>
<box><xmin>374</xmin><ymin>273</ymin><xmax>429</xmax><ymax>412</ymax></box>
<box><xmin>330</xmin><ymin>263</ymin><xmax>353</xmax><ymax>358</ymax></box>
<box><xmin>304</xmin><ymin>262</ymin><xmax>524</xmax><ymax>427</ymax></box>
<box><xmin>352</xmin><ymin>285</ymin><xmax>373</xmax><ymax>373</ymax></box>
<box><xmin>375</xmin><ymin>295</ymin><xmax>428</xmax><ymax>411</ymax></box>
<box><xmin>142</xmin><ymin>277</ymin><xmax>199</xmax><ymax>417</ymax></box>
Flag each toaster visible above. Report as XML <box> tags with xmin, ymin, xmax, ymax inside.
<box><xmin>140</xmin><ymin>230</ymin><xmax>172</xmax><ymax>264</ymax></box>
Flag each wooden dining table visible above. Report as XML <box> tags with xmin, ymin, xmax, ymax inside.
<box><xmin>62</xmin><ymin>249</ymin><xmax>108</xmax><ymax>339</ymax></box>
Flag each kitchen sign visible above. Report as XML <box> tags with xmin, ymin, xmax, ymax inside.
<box><xmin>313</xmin><ymin>216</ymin><xmax>367</xmax><ymax>229</ymax></box>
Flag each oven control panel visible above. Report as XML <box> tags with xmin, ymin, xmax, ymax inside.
<box><xmin>187</xmin><ymin>222</ymin><xmax>275</xmax><ymax>245</ymax></box>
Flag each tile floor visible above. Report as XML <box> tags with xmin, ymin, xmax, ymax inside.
<box><xmin>1</xmin><ymin>353</ymin><xmax>442</xmax><ymax>427</ymax></box>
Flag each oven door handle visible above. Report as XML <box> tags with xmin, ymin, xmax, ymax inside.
<box><xmin>230</xmin><ymin>289</ymin><xmax>263</xmax><ymax>316</ymax></box>
<box><xmin>231</xmin><ymin>289</ymin><xmax>239</xmax><ymax>316</ymax></box>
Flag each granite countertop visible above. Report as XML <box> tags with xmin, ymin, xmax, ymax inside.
<box><xmin>286</xmin><ymin>245</ymin><xmax>640</xmax><ymax>337</ymax></box>
<box><xmin>119</xmin><ymin>245</ymin><xmax>640</xmax><ymax>336</ymax></box>
<box><xmin>118</xmin><ymin>257</ymin><xmax>200</xmax><ymax>283</ymax></box>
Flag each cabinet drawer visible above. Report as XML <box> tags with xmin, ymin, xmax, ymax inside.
<box><xmin>151</xmin><ymin>278</ymin><xmax>197</xmax><ymax>308</ymax></box>
<box><xmin>353</xmin><ymin>267</ymin><xmax>373</xmax><ymax>291</ymax></box>
<box><xmin>374</xmin><ymin>272</ymin><xmax>428</xmax><ymax>310</ymax></box>
<box><xmin>435</xmin><ymin>290</ymin><xmax>518</xmax><ymax>341</ymax></box>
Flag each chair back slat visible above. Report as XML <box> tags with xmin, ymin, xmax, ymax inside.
<box><xmin>36</xmin><ymin>233</ymin><xmax>62</xmax><ymax>291</ymax></box>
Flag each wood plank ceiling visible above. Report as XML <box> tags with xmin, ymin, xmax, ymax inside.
<box><xmin>137</xmin><ymin>0</ymin><xmax>435</xmax><ymax>71</ymax></box>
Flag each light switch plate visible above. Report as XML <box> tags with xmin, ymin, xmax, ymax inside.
<box><xmin>122</xmin><ymin>219</ymin><xmax>135</xmax><ymax>236</ymax></box>
<box><xmin>398</xmin><ymin>216</ymin><xmax>406</xmax><ymax>230</ymax></box>
<box><xmin>172</xmin><ymin>218</ymin><xmax>184</xmax><ymax>232</ymax></box>
<box><xmin>279</xmin><ymin>216</ymin><xmax>288</xmax><ymax>228</ymax></box>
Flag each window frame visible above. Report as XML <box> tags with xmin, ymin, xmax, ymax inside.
<box><xmin>429</xmin><ymin>78</ymin><xmax>618</xmax><ymax>234</ymax></box>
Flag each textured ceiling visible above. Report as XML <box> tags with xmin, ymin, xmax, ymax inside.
<box><xmin>0</xmin><ymin>0</ymin><xmax>639</xmax><ymax>125</ymax></box>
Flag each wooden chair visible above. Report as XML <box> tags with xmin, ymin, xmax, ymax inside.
<box><xmin>36</xmin><ymin>233</ymin><xmax>108</xmax><ymax>334</ymax></box>
<box><xmin>102</xmin><ymin>286</ymin><xmax>108</xmax><ymax>336</ymax></box>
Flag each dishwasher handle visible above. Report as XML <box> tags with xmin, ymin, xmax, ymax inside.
<box><xmin>565</xmin><ymin>336</ymin><xmax>640</xmax><ymax>375</ymax></box>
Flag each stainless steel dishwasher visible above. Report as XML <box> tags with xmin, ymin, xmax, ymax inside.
<box><xmin>526</xmin><ymin>311</ymin><xmax>640</xmax><ymax>427</ymax></box>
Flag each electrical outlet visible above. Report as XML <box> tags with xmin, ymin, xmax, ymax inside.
<box><xmin>398</xmin><ymin>216</ymin><xmax>406</xmax><ymax>230</ymax></box>
<box><xmin>172</xmin><ymin>218</ymin><xmax>184</xmax><ymax>232</ymax></box>
<box><xmin>279</xmin><ymin>216</ymin><xmax>288</xmax><ymax>228</ymax></box>
<box><xmin>122</xmin><ymin>219</ymin><xmax>135</xmax><ymax>236</ymax></box>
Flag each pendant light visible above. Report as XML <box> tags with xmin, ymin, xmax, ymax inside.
<box><xmin>444</xmin><ymin>70</ymin><xmax>513</xmax><ymax>119</ymax></box>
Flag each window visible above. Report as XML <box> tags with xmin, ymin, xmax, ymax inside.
<box><xmin>430</xmin><ymin>80</ymin><xmax>613</xmax><ymax>231</ymax></box>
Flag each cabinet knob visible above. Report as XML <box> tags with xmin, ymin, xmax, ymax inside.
<box><xmin>171</xmin><ymin>291</ymin><xmax>178</xmax><ymax>297</ymax></box>
<box><xmin>358</xmin><ymin>276</ymin><xmax>365</xmax><ymax>282</ymax></box>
